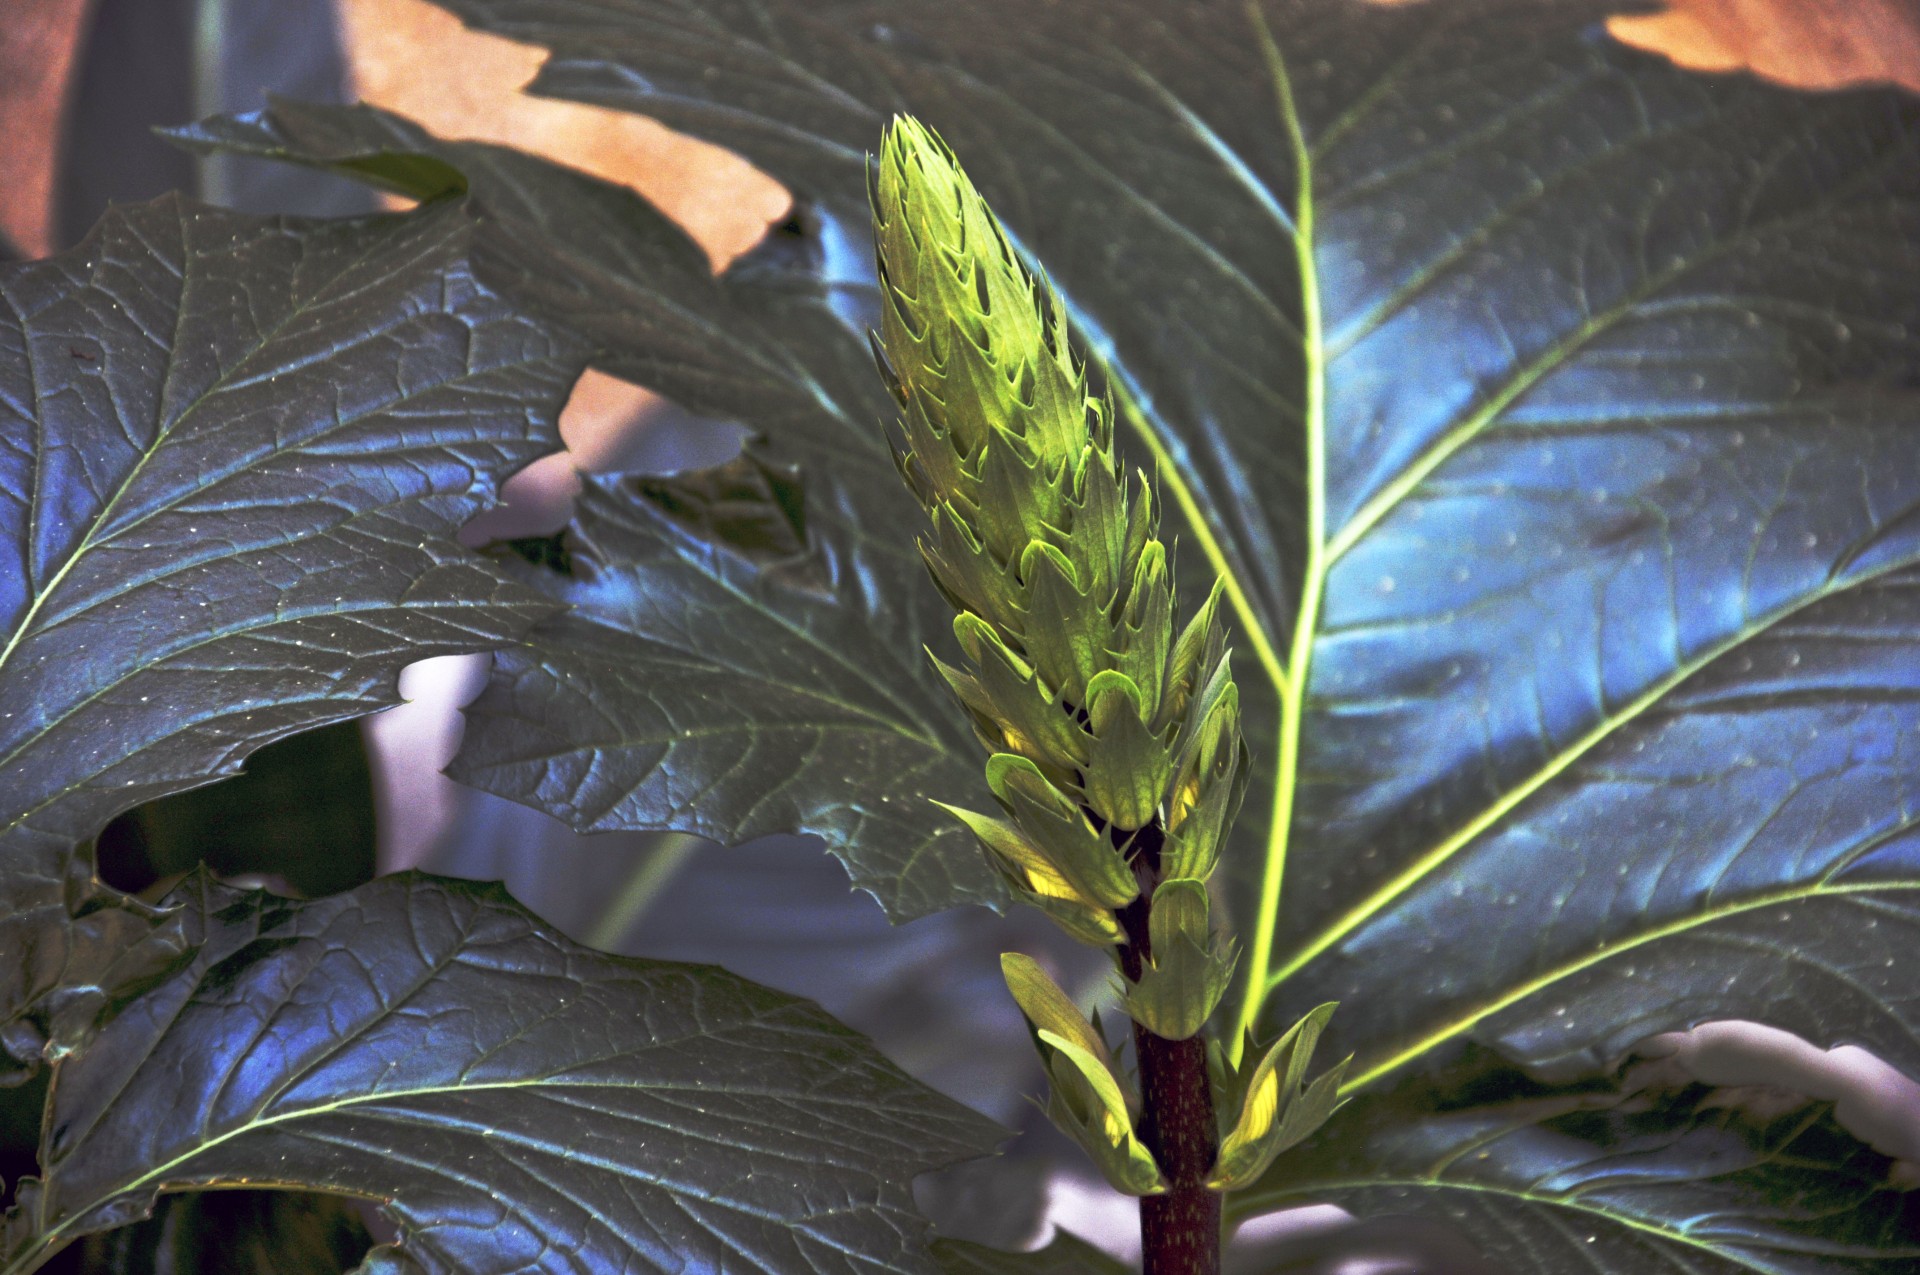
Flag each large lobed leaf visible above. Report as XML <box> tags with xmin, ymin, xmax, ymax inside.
<box><xmin>0</xmin><ymin>186</ymin><xmax>1014</xmax><ymax>1275</ymax></box>
<box><xmin>0</xmin><ymin>872</ymin><xmax>1002</xmax><ymax>1275</ymax></box>
<box><xmin>169</xmin><ymin>99</ymin><xmax>788</xmax><ymax>421</ymax></box>
<box><xmin>234</xmin><ymin>0</ymin><xmax>1920</xmax><ymax>1267</ymax></box>
<box><xmin>172</xmin><ymin>100</ymin><xmax>1000</xmax><ymax>919</ymax></box>
<box><xmin>458</xmin><ymin>455</ymin><xmax>998</xmax><ymax>916</ymax></box>
<box><xmin>0</xmin><ymin>195</ymin><xmax>585</xmax><ymax>1067</ymax></box>
<box><xmin>412</xmin><ymin>0</ymin><xmax>1920</xmax><ymax>1091</ymax></box>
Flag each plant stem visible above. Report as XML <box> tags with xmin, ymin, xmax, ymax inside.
<box><xmin>1115</xmin><ymin>826</ymin><xmax>1221</xmax><ymax>1275</ymax></box>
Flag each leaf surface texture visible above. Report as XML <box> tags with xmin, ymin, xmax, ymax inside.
<box><xmin>1</xmin><ymin>874</ymin><xmax>1001</xmax><ymax>1275</ymax></box>
<box><xmin>1241</xmin><ymin>1049</ymin><xmax>1920</xmax><ymax>1274</ymax></box>
<box><xmin>0</xmin><ymin>195</ymin><xmax>583</xmax><ymax>1060</ymax></box>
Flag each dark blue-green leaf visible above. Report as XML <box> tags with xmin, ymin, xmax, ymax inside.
<box><xmin>419</xmin><ymin>0</ymin><xmax>1920</xmax><ymax>1096</ymax></box>
<box><xmin>169</xmin><ymin>99</ymin><xmax>1000</xmax><ymax>920</ymax></box>
<box><xmin>264</xmin><ymin>4</ymin><xmax>1920</xmax><ymax>1267</ymax></box>
<box><xmin>168</xmin><ymin>99</ymin><xmax>797</xmax><ymax>426</ymax></box>
<box><xmin>0</xmin><ymin>872</ymin><xmax>1002</xmax><ymax>1275</ymax></box>
<box><xmin>1237</xmin><ymin>1048</ymin><xmax>1920</xmax><ymax>1274</ymax></box>
<box><xmin>456</xmin><ymin>451</ymin><xmax>994</xmax><ymax>918</ymax></box>
<box><xmin>0</xmin><ymin>194</ymin><xmax>585</xmax><ymax>1069</ymax></box>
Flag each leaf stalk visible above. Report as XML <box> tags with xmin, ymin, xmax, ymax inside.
<box><xmin>1230</xmin><ymin>2</ymin><xmax>1326</xmax><ymax>1058</ymax></box>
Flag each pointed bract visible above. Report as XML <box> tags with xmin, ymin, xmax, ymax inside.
<box><xmin>1000</xmin><ymin>955</ymin><xmax>1165</xmax><ymax>1196</ymax></box>
<box><xmin>1083</xmin><ymin>671</ymin><xmax>1173</xmax><ymax>832</ymax></box>
<box><xmin>1043</xmin><ymin>1035</ymin><xmax>1168</xmax><ymax>1197</ymax></box>
<box><xmin>984</xmin><ymin>756</ymin><xmax>1137</xmax><ymax>908</ymax></box>
<box><xmin>950</xmin><ymin>617</ymin><xmax>1087</xmax><ymax>775</ymax></box>
<box><xmin>1020</xmin><ymin>539</ymin><xmax>1102</xmax><ymax>701</ymax></box>
<box><xmin>1123</xmin><ymin>879</ymin><xmax>1236</xmax><ymax>1041</ymax></box>
<box><xmin>1207</xmin><ymin>1004</ymin><xmax>1349</xmax><ymax>1192</ymax></box>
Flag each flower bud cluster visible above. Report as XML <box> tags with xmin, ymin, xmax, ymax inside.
<box><xmin>873</xmin><ymin>116</ymin><xmax>1245</xmax><ymax>941</ymax></box>
<box><xmin>872</xmin><ymin>115</ymin><xmax>1340</xmax><ymax>1200</ymax></box>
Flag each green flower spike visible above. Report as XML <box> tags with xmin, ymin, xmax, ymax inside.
<box><xmin>1001</xmin><ymin>954</ymin><xmax>1165</xmax><ymax>1196</ymax></box>
<box><xmin>875</xmin><ymin>111</ymin><xmax>1324</xmax><ymax>1202</ymax></box>
<box><xmin>1122</xmin><ymin>878</ymin><xmax>1237</xmax><ymax>1042</ymax></box>
<box><xmin>1206</xmin><ymin>1003</ymin><xmax>1350</xmax><ymax>1192</ymax></box>
<box><xmin>873</xmin><ymin>110</ymin><xmax>1239</xmax><ymax>963</ymax></box>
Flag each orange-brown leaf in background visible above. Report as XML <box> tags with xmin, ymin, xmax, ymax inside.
<box><xmin>1609</xmin><ymin>0</ymin><xmax>1920</xmax><ymax>94</ymax></box>
<box><xmin>337</xmin><ymin>0</ymin><xmax>793</xmax><ymax>501</ymax></box>
<box><xmin>338</xmin><ymin>0</ymin><xmax>787</xmax><ymax>272</ymax></box>
<box><xmin>9</xmin><ymin>1</ymin><xmax>1920</xmax><ymax>269</ymax></box>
